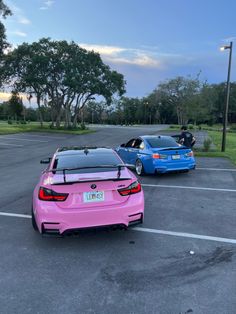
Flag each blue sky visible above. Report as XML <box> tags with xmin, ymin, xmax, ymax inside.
<box><xmin>3</xmin><ymin>0</ymin><xmax>236</xmax><ymax>98</ymax></box>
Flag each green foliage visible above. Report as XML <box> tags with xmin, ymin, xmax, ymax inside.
<box><xmin>188</xmin><ymin>124</ymin><xmax>194</xmax><ymax>130</ymax></box>
<box><xmin>203</xmin><ymin>138</ymin><xmax>212</xmax><ymax>152</ymax></box>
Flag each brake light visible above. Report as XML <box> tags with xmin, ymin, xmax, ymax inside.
<box><xmin>153</xmin><ymin>153</ymin><xmax>167</xmax><ymax>159</ymax></box>
<box><xmin>118</xmin><ymin>181</ymin><xmax>141</xmax><ymax>196</ymax></box>
<box><xmin>38</xmin><ymin>187</ymin><xmax>68</xmax><ymax>201</ymax></box>
<box><xmin>185</xmin><ymin>151</ymin><xmax>193</xmax><ymax>157</ymax></box>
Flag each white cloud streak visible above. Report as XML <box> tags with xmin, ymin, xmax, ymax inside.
<box><xmin>9</xmin><ymin>30</ymin><xmax>27</xmax><ymax>37</ymax></box>
<box><xmin>6</xmin><ymin>1</ymin><xmax>31</xmax><ymax>25</ymax></box>
<box><xmin>40</xmin><ymin>0</ymin><xmax>55</xmax><ymax>10</ymax></box>
<box><xmin>79</xmin><ymin>43</ymin><xmax>186</xmax><ymax>69</ymax></box>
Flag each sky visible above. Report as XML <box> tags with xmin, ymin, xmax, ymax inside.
<box><xmin>2</xmin><ymin>0</ymin><xmax>236</xmax><ymax>100</ymax></box>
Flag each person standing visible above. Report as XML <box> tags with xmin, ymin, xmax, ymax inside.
<box><xmin>179</xmin><ymin>126</ymin><xmax>196</xmax><ymax>148</ymax></box>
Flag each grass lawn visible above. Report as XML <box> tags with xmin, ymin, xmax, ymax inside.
<box><xmin>0</xmin><ymin>121</ymin><xmax>94</xmax><ymax>136</ymax></box>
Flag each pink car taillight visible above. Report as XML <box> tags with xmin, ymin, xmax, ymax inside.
<box><xmin>118</xmin><ymin>181</ymin><xmax>141</xmax><ymax>196</ymax></box>
<box><xmin>38</xmin><ymin>187</ymin><xmax>68</xmax><ymax>202</ymax></box>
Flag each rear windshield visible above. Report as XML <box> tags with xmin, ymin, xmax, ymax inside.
<box><xmin>146</xmin><ymin>137</ymin><xmax>179</xmax><ymax>148</ymax></box>
<box><xmin>52</xmin><ymin>152</ymin><xmax>122</xmax><ymax>174</ymax></box>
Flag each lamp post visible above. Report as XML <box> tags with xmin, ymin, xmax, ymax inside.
<box><xmin>220</xmin><ymin>41</ymin><xmax>233</xmax><ymax>152</ymax></box>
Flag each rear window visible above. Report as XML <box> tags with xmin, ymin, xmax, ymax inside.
<box><xmin>52</xmin><ymin>152</ymin><xmax>122</xmax><ymax>174</ymax></box>
<box><xmin>146</xmin><ymin>137</ymin><xmax>179</xmax><ymax>148</ymax></box>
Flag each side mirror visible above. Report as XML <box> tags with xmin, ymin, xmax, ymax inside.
<box><xmin>120</xmin><ymin>143</ymin><xmax>126</xmax><ymax>147</ymax></box>
<box><xmin>40</xmin><ymin>158</ymin><xmax>51</xmax><ymax>164</ymax></box>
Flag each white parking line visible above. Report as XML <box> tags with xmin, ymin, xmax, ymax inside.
<box><xmin>0</xmin><ymin>137</ymin><xmax>48</xmax><ymax>143</ymax></box>
<box><xmin>0</xmin><ymin>212</ymin><xmax>31</xmax><ymax>218</ymax></box>
<box><xmin>196</xmin><ymin>167</ymin><xmax>236</xmax><ymax>172</ymax></box>
<box><xmin>133</xmin><ymin>227</ymin><xmax>236</xmax><ymax>244</ymax></box>
<box><xmin>142</xmin><ymin>183</ymin><xmax>236</xmax><ymax>192</ymax></box>
<box><xmin>1</xmin><ymin>211</ymin><xmax>236</xmax><ymax>244</ymax></box>
<box><xmin>0</xmin><ymin>142</ymin><xmax>23</xmax><ymax>147</ymax></box>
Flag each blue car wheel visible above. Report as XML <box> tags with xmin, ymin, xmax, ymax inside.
<box><xmin>135</xmin><ymin>159</ymin><xmax>145</xmax><ymax>176</ymax></box>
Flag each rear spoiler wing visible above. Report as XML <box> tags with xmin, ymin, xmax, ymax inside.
<box><xmin>46</xmin><ymin>164</ymin><xmax>135</xmax><ymax>184</ymax></box>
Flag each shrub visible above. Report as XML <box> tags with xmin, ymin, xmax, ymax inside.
<box><xmin>188</xmin><ymin>124</ymin><xmax>194</xmax><ymax>130</ymax></box>
<box><xmin>203</xmin><ymin>138</ymin><xmax>212</xmax><ymax>152</ymax></box>
<box><xmin>80</xmin><ymin>122</ymin><xmax>86</xmax><ymax>130</ymax></box>
<box><xmin>7</xmin><ymin>120</ymin><xmax>12</xmax><ymax>124</ymax></box>
<box><xmin>20</xmin><ymin>120</ymin><xmax>27</xmax><ymax>124</ymax></box>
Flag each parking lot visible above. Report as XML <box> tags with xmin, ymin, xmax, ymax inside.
<box><xmin>0</xmin><ymin>126</ymin><xmax>236</xmax><ymax>314</ymax></box>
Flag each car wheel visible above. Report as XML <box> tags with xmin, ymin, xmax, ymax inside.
<box><xmin>31</xmin><ymin>206</ymin><xmax>38</xmax><ymax>231</ymax></box>
<box><xmin>135</xmin><ymin>159</ymin><xmax>145</xmax><ymax>176</ymax></box>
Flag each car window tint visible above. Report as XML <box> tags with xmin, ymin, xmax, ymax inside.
<box><xmin>53</xmin><ymin>152</ymin><xmax>121</xmax><ymax>173</ymax></box>
<box><xmin>125</xmin><ymin>139</ymin><xmax>135</xmax><ymax>147</ymax></box>
<box><xmin>146</xmin><ymin>137</ymin><xmax>179</xmax><ymax>148</ymax></box>
<box><xmin>133</xmin><ymin>139</ymin><xmax>143</xmax><ymax>149</ymax></box>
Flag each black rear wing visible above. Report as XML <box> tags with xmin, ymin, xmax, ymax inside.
<box><xmin>46</xmin><ymin>164</ymin><xmax>134</xmax><ymax>184</ymax></box>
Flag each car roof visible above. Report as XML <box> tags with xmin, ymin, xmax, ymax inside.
<box><xmin>140</xmin><ymin>135</ymin><xmax>172</xmax><ymax>140</ymax></box>
<box><xmin>56</xmin><ymin>147</ymin><xmax>114</xmax><ymax>157</ymax></box>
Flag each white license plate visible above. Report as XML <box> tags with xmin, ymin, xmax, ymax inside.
<box><xmin>172</xmin><ymin>154</ymin><xmax>181</xmax><ymax>160</ymax></box>
<box><xmin>83</xmin><ymin>191</ymin><xmax>105</xmax><ymax>203</ymax></box>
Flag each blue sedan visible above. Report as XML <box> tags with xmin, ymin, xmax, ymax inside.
<box><xmin>116</xmin><ymin>135</ymin><xmax>196</xmax><ymax>175</ymax></box>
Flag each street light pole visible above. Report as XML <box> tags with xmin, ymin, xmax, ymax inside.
<box><xmin>221</xmin><ymin>41</ymin><xmax>233</xmax><ymax>152</ymax></box>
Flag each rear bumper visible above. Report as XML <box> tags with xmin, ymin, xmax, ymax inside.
<box><xmin>33</xmin><ymin>192</ymin><xmax>144</xmax><ymax>234</ymax></box>
<box><xmin>154</xmin><ymin>160</ymin><xmax>196</xmax><ymax>173</ymax></box>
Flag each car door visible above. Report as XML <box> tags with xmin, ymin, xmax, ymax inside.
<box><xmin>127</xmin><ymin>138</ymin><xmax>143</xmax><ymax>165</ymax></box>
<box><xmin>117</xmin><ymin>139</ymin><xmax>136</xmax><ymax>163</ymax></box>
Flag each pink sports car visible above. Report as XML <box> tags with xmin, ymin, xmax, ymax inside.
<box><xmin>32</xmin><ymin>147</ymin><xmax>144</xmax><ymax>235</ymax></box>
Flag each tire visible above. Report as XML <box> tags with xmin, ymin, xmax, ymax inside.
<box><xmin>31</xmin><ymin>206</ymin><xmax>38</xmax><ymax>231</ymax></box>
<box><xmin>135</xmin><ymin>159</ymin><xmax>145</xmax><ymax>176</ymax></box>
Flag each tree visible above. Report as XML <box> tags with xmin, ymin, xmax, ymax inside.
<box><xmin>0</xmin><ymin>0</ymin><xmax>11</xmax><ymax>56</ymax></box>
<box><xmin>2</xmin><ymin>38</ymin><xmax>126</xmax><ymax>128</ymax></box>
<box><xmin>8</xmin><ymin>92</ymin><xmax>23</xmax><ymax>119</ymax></box>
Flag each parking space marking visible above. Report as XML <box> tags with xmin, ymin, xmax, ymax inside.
<box><xmin>196</xmin><ymin>167</ymin><xmax>236</xmax><ymax>172</ymax></box>
<box><xmin>1</xmin><ymin>211</ymin><xmax>236</xmax><ymax>245</ymax></box>
<box><xmin>142</xmin><ymin>183</ymin><xmax>236</xmax><ymax>193</ymax></box>
<box><xmin>0</xmin><ymin>142</ymin><xmax>23</xmax><ymax>147</ymax></box>
<box><xmin>0</xmin><ymin>212</ymin><xmax>31</xmax><ymax>219</ymax></box>
<box><xmin>0</xmin><ymin>137</ymin><xmax>48</xmax><ymax>143</ymax></box>
<box><xmin>133</xmin><ymin>227</ymin><xmax>236</xmax><ymax>244</ymax></box>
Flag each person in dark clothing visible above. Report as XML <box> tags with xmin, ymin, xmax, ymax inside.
<box><xmin>179</xmin><ymin>126</ymin><xmax>196</xmax><ymax>148</ymax></box>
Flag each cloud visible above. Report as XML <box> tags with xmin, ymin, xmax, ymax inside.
<box><xmin>79</xmin><ymin>43</ymin><xmax>187</xmax><ymax>69</ymax></box>
<box><xmin>6</xmin><ymin>1</ymin><xmax>31</xmax><ymax>25</ymax></box>
<box><xmin>9</xmin><ymin>30</ymin><xmax>27</xmax><ymax>37</ymax></box>
<box><xmin>18</xmin><ymin>17</ymin><xmax>31</xmax><ymax>25</ymax></box>
<box><xmin>40</xmin><ymin>0</ymin><xmax>54</xmax><ymax>10</ymax></box>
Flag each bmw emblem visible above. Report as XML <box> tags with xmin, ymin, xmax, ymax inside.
<box><xmin>91</xmin><ymin>184</ymin><xmax>97</xmax><ymax>189</ymax></box>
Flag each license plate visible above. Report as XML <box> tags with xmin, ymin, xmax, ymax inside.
<box><xmin>83</xmin><ymin>191</ymin><xmax>104</xmax><ymax>203</ymax></box>
<box><xmin>172</xmin><ymin>154</ymin><xmax>180</xmax><ymax>160</ymax></box>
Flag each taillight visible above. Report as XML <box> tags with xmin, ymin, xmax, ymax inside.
<box><xmin>118</xmin><ymin>181</ymin><xmax>141</xmax><ymax>196</ymax></box>
<box><xmin>185</xmin><ymin>151</ymin><xmax>193</xmax><ymax>157</ymax></box>
<box><xmin>38</xmin><ymin>187</ymin><xmax>68</xmax><ymax>202</ymax></box>
<box><xmin>153</xmin><ymin>153</ymin><xmax>167</xmax><ymax>159</ymax></box>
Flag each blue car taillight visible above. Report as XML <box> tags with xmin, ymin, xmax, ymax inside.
<box><xmin>185</xmin><ymin>151</ymin><xmax>194</xmax><ymax>157</ymax></box>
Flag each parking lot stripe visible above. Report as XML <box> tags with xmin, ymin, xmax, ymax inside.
<box><xmin>142</xmin><ymin>184</ymin><xmax>236</xmax><ymax>193</ymax></box>
<box><xmin>133</xmin><ymin>227</ymin><xmax>236</xmax><ymax>244</ymax></box>
<box><xmin>1</xmin><ymin>137</ymin><xmax>48</xmax><ymax>143</ymax></box>
<box><xmin>0</xmin><ymin>142</ymin><xmax>23</xmax><ymax>147</ymax></box>
<box><xmin>0</xmin><ymin>212</ymin><xmax>31</xmax><ymax>219</ymax></box>
<box><xmin>196</xmin><ymin>167</ymin><xmax>236</xmax><ymax>172</ymax></box>
<box><xmin>0</xmin><ymin>211</ymin><xmax>236</xmax><ymax>245</ymax></box>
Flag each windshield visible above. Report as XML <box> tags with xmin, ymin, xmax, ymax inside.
<box><xmin>146</xmin><ymin>137</ymin><xmax>179</xmax><ymax>148</ymax></box>
<box><xmin>52</xmin><ymin>152</ymin><xmax>122</xmax><ymax>174</ymax></box>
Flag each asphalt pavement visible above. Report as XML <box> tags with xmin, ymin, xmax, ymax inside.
<box><xmin>0</xmin><ymin>124</ymin><xmax>236</xmax><ymax>314</ymax></box>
